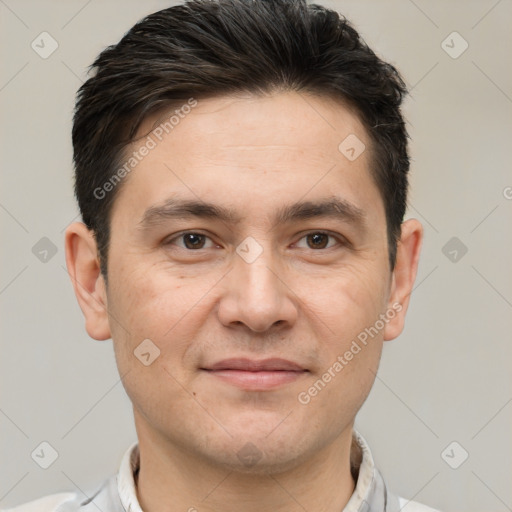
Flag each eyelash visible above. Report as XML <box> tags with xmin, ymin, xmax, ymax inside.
<box><xmin>164</xmin><ymin>231</ymin><xmax>347</xmax><ymax>251</ymax></box>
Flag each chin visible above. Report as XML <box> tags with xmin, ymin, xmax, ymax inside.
<box><xmin>204</xmin><ymin>439</ymin><xmax>310</xmax><ymax>476</ymax></box>
<box><xmin>197</xmin><ymin>421</ymin><xmax>316</xmax><ymax>476</ymax></box>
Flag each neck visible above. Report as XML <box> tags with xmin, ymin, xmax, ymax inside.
<box><xmin>134</xmin><ymin>420</ymin><xmax>359</xmax><ymax>512</ymax></box>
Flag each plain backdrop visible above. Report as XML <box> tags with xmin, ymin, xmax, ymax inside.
<box><xmin>1</xmin><ymin>1</ymin><xmax>511</xmax><ymax>511</ymax></box>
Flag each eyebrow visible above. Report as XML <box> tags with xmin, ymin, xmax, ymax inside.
<box><xmin>138</xmin><ymin>196</ymin><xmax>366</xmax><ymax>231</ymax></box>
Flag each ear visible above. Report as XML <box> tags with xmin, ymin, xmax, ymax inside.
<box><xmin>64</xmin><ymin>222</ymin><xmax>111</xmax><ymax>341</ymax></box>
<box><xmin>383</xmin><ymin>218</ymin><xmax>423</xmax><ymax>341</ymax></box>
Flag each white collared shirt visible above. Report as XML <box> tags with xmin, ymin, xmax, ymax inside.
<box><xmin>2</xmin><ymin>430</ymin><xmax>441</xmax><ymax>512</ymax></box>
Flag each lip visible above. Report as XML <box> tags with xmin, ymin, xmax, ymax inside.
<box><xmin>206</xmin><ymin>358</ymin><xmax>305</xmax><ymax>372</ymax></box>
<box><xmin>201</xmin><ymin>358</ymin><xmax>308</xmax><ymax>390</ymax></box>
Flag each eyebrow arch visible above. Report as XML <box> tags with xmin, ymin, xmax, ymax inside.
<box><xmin>274</xmin><ymin>197</ymin><xmax>366</xmax><ymax>228</ymax></box>
<box><xmin>137</xmin><ymin>196</ymin><xmax>366</xmax><ymax>231</ymax></box>
<box><xmin>138</xmin><ymin>198</ymin><xmax>241</xmax><ymax>229</ymax></box>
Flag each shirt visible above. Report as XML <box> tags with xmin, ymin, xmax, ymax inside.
<box><xmin>2</xmin><ymin>430</ymin><xmax>441</xmax><ymax>512</ymax></box>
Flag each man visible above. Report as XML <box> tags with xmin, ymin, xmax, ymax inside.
<box><xmin>6</xmin><ymin>0</ymin><xmax>440</xmax><ymax>510</ymax></box>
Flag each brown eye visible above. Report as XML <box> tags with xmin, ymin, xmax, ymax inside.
<box><xmin>306</xmin><ymin>233</ymin><xmax>329</xmax><ymax>249</ymax></box>
<box><xmin>166</xmin><ymin>232</ymin><xmax>215</xmax><ymax>250</ymax></box>
<box><xmin>295</xmin><ymin>232</ymin><xmax>340</xmax><ymax>250</ymax></box>
<box><xmin>182</xmin><ymin>233</ymin><xmax>206</xmax><ymax>249</ymax></box>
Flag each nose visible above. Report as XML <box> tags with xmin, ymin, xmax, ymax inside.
<box><xmin>217</xmin><ymin>245</ymin><xmax>298</xmax><ymax>333</ymax></box>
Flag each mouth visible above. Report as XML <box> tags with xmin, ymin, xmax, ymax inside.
<box><xmin>200</xmin><ymin>358</ymin><xmax>309</xmax><ymax>391</ymax></box>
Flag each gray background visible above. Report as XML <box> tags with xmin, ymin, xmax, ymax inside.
<box><xmin>1</xmin><ymin>1</ymin><xmax>511</xmax><ymax>511</ymax></box>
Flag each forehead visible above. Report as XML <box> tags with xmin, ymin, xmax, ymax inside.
<box><xmin>109</xmin><ymin>92</ymin><xmax>383</xmax><ymax>227</ymax></box>
<box><xmin>148</xmin><ymin>92</ymin><xmax>365</xmax><ymax>152</ymax></box>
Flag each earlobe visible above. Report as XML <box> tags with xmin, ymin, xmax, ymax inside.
<box><xmin>383</xmin><ymin>218</ymin><xmax>423</xmax><ymax>341</ymax></box>
<box><xmin>64</xmin><ymin>222</ymin><xmax>111</xmax><ymax>341</ymax></box>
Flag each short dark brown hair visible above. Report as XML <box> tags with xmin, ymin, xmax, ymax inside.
<box><xmin>72</xmin><ymin>0</ymin><xmax>409</xmax><ymax>280</ymax></box>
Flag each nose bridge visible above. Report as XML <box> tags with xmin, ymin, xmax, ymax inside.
<box><xmin>218</xmin><ymin>235</ymin><xmax>297</xmax><ymax>332</ymax></box>
<box><xmin>237</xmin><ymin>235</ymin><xmax>281</xmax><ymax>303</ymax></box>
<box><xmin>240</xmin><ymin>248</ymin><xmax>278</xmax><ymax>298</ymax></box>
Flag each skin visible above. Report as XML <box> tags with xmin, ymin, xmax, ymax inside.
<box><xmin>65</xmin><ymin>91</ymin><xmax>422</xmax><ymax>512</ymax></box>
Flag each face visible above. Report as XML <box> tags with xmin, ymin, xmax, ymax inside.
<box><xmin>67</xmin><ymin>91</ymin><xmax>421</xmax><ymax>474</ymax></box>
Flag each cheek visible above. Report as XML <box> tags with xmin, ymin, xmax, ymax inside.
<box><xmin>300</xmin><ymin>267</ymin><xmax>386</xmax><ymax>423</ymax></box>
<box><xmin>109</xmin><ymin>258</ymin><xmax>182</xmax><ymax>332</ymax></box>
<box><xmin>106</xmin><ymin>261</ymin><xmax>221</xmax><ymax>369</ymax></box>
<box><xmin>296</xmin><ymin>259</ymin><xmax>388</xmax><ymax>407</ymax></box>
<box><xmin>106</xmin><ymin>265</ymin><xmax>210</xmax><ymax>428</ymax></box>
<box><xmin>300</xmin><ymin>260</ymin><xmax>390</xmax><ymax>343</ymax></box>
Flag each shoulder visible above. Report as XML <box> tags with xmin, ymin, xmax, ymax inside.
<box><xmin>1</xmin><ymin>492</ymin><xmax>80</xmax><ymax>512</ymax></box>
<box><xmin>397</xmin><ymin>495</ymin><xmax>442</xmax><ymax>512</ymax></box>
<box><xmin>2</xmin><ymin>473</ymin><xmax>121</xmax><ymax>512</ymax></box>
<box><xmin>2</xmin><ymin>445</ymin><xmax>134</xmax><ymax>512</ymax></box>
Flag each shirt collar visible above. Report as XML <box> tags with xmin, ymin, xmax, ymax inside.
<box><xmin>116</xmin><ymin>429</ymin><xmax>399</xmax><ymax>512</ymax></box>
